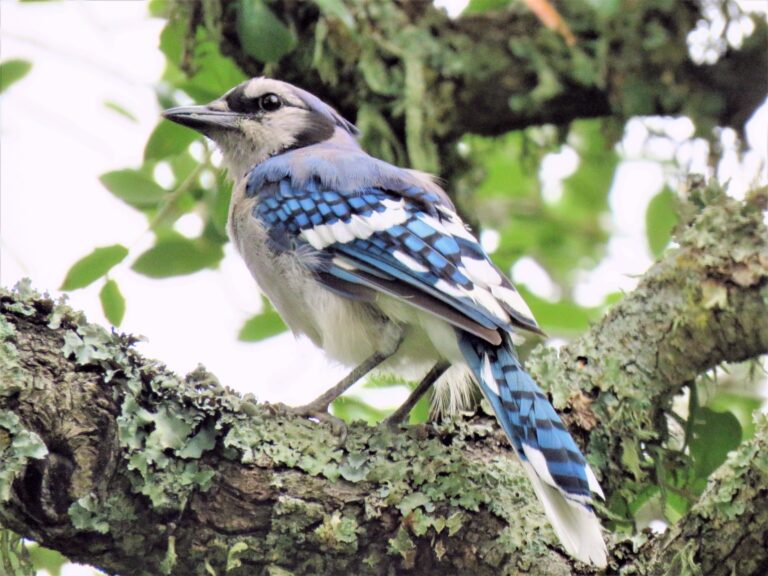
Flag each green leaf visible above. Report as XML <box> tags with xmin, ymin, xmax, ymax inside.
<box><xmin>145</xmin><ymin>120</ymin><xmax>200</xmax><ymax>162</ymax></box>
<box><xmin>332</xmin><ymin>396</ymin><xmax>388</xmax><ymax>425</ymax></box>
<box><xmin>464</xmin><ymin>0</ymin><xmax>512</xmax><ymax>13</ymax></box>
<box><xmin>61</xmin><ymin>245</ymin><xmax>129</xmax><ymax>291</ymax></box>
<box><xmin>159</xmin><ymin>17</ymin><xmax>185</xmax><ymax>64</ymax></box>
<box><xmin>100</xmin><ymin>169</ymin><xmax>168</xmax><ymax>209</ymax></box>
<box><xmin>689</xmin><ymin>407</ymin><xmax>742</xmax><ymax>479</ymax></box>
<box><xmin>27</xmin><ymin>543</ymin><xmax>68</xmax><ymax>576</ymax></box>
<box><xmin>131</xmin><ymin>234</ymin><xmax>224</xmax><ymax>278</ymax></box>
<box><xmin>237</xmin><ymin>0</ymin><xmax>297</xmax><ymax>63</ymax></box>
<box><xmin>238</xmin><ymin>306</ymin><xmax>287</xmax><ymax>341</ymax></box>
<box><xmin>0</xmin><ymin>59</ymin><xmax>32</xmax><ymax>94</ymax></box>
<box><xmin>646</xmin><ymin>187</ymin><xmax>678</xmax><ymax>257</ymax></box>
<box><xmin>707</xmin><ymin>391</ymin><xmax>762</xmax><ymax>439</ymax></box>
<box><xmin>104</xmin><ymin>100</ymin><xmax>138</xmax><ymax>122</ymax></box>
<box><xmin>516</xmin><ymin>289</ymin><xmax>600</xmax><ymax>333</ymax></box>
<box><xmin>313</xmin><ymin>0</ymin><xmax>355</xmax><ymax>28</ymax></box>
<box><xmin>181</xmin><ymin>36</ymin><xmax>247</xmax><ymax>101</ymax></box>
<box><xmin>408</xmin><ymin>394</ymin><xmax>430</xmax><ymax>424</ymax></box>
<box><xmin>100</xmin><ymin>279</ymin><xmax>126</xmax><ymax>326</ymax></box>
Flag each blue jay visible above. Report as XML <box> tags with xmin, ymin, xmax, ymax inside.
<box><xmin>163</xmin><ymin>78</ymin><xmax>607</xmax><ymax>566</ymax></box>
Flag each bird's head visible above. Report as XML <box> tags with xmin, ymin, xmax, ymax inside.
<box><xmin>163</xmin><ymin>77</ymin><xmax>359</xmax><ymax>179</ymax></box>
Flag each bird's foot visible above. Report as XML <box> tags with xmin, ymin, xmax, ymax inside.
<box><xmin>381</xmin><ymin>405</ymin><xmax>411</xmax><ymax>428</ymax></box>
<box><xmin>268</xmin><ymin>401</ymin><xmax>348</xmax><ymax>440</ymax></box>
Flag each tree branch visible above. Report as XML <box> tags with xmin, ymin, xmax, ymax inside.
<box><xmin>1</xmin><ymin>181</ymin><xmax>766</xmax><ymax>574</ymax></box>
<box><xmin>184</xmin><ymin>0</ymin><xmax>767</xmax><ymax>166</ymax></box>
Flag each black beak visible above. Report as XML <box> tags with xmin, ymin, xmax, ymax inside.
<box><xmin>162</xmin><ymin>105</ymin><xmax>239</xmax><ymax>133</ymax></box>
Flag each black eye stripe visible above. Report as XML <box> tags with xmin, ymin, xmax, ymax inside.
<box><xmin>226</xmin><ymin>88</ymin><xmax>285</xmax><ymax>114</ymax></box>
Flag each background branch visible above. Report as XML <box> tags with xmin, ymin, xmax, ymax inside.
<box><xmin>174</xmin><ymin>0</ymin><xmax>768</xmax><ymax>175</ymax></box>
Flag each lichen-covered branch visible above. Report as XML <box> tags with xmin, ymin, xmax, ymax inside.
<box><xmin>0</xmin><ymin>182</ymin><xmax>766</xmax><ymax>575</ymax></box>
<box><xmin>630</xmin><ymin>413</ymin><xmax>768</xmax><ymax>576</ymax></box>
<box><xmin>527</xmin><ymin>180</ymin><xmax>768</xmax><ymax>502</ymax></box>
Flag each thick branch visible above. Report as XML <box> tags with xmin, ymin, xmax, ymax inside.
<box><xmin>0</xmin><ymin>183</ymin><xmax>766</xmax><ymax>574</ymax></box>
<box><xmin>195</xmin><ymin>0</ymin><xmax>767</xmax><ymax>148</ymax></box>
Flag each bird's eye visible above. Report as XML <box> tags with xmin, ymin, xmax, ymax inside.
<box><xmin>259</xmin><ymin>93</ymin><xmax>282</xmax><ymax>112</ymax></box>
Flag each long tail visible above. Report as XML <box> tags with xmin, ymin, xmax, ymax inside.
<box><xmin>458</xmin><ymin>332</ymin><xmax>607</xmax><ymax>567</ymax></box>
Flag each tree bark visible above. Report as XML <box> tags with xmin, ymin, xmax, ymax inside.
<box><xmin>1</xmin><ymin>181</ymin><xmax>766</xmax><ymax>575</ymax></box>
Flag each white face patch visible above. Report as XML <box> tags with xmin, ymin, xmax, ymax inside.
<box><xmin>242</xmin><ymin>78</ymin><xmax>306</xmax><ymax>108</ymax></box>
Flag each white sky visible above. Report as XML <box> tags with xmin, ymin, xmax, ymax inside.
<box><xmin>0</xmin><ymin>2</ymin><xmax>766</xmax><ymax>574</ymax></box>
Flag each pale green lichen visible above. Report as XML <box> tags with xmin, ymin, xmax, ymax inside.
<box><xmin>0</xmin><ymin>411</ymin><xmax>48</xmax><ymax>503</ymax></box>
<box><xmin>313</xmin><ymin>511</ymin><xmax>359</xmax><ymax>553</ymax></box>
<box><xmin>69</xmin><ymin>494</ymin><xmax>111</xmax><ymax>534</ymax></box>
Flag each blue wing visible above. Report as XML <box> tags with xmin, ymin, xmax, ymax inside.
<box><xmin>246</xmin><ymin>149</ymin><xmax>541</xmax><ymax>344</ymax></box>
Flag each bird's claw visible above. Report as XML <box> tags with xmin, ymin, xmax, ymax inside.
<box><xmin>268</xmin><ymin>401</ymin><xmax>348</xmax><ymax>441</ymax></box>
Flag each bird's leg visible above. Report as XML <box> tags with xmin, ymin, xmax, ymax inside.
<box><xmin>277</xmin><ymin>335</ymin><xmax>404</xmax><ymax>435</ymax></box>
<box><xmin>293</xmin><ymin>349</ymin><xmax>393</xmax><ymax>415</ymax></box>
<box><xmin>383</xmin><ymin>361</ymin><xmax>450</xmax><ymax>426</ymax></box>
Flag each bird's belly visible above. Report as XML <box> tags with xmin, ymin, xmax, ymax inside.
<box><xmin>234</xmin><ymin>231</ymin><xmax>401</xmax><ymax>365</ymax></box>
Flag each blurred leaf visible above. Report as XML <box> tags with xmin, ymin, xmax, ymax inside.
<box><xmin>332</xmin><ymin>395</ymin><xmax>388</xmax><ymax>424</ymax></box>
<box><xmin>238</xmin><ymin>305</ymin><xmax>287</xmax><ymax>341</ymax></box>
<box><xmin>169</xmin><ymin>150</ymin><xmax>199</xmax><ymax>182</ymax></box>
<box><xmin>584</xmin><ymin>0</ymin><xmax>621</xmax><ymax>18</ymax></box>
<box><xmin>237</xmin><ymin>0</ymin><xmax>297</xmax><ymax>63</ymax></box>
<box><xmin>181</xmin><ymin>35</ymin><xmax>247</xmax><ymax>101</ymax></box>
<box><xmin>104</xmin><ymin>100</ymin><xmax>138</xmax><ymax>122</ymax></box>
<box><xmin>131</xmin><ymin>233</ymin><xmax>224</xmax><ymax>278</ymax></box>
<box><xmin>364</xmin><ymin>373</ymin><xmax>411</xmax><ymax>389</ymax></box>
<box><xmin>61</xmin><ymin>245</ymin><xmax>129</xmax><ymax>291</ymax></box>
<box><xmin>646</xmin><ymin>187</ymin><xmax>678</xmax><ymax>257</ymax></box>
<box><xmin>159</xmin><ymin>17</ymin><xmax>185</xmax><ymax>64</ymax></box>
<box><xmin>148</xmin><ymin>0</ymin><xmax>172</xmax><ymax>17</ymax></box>
<box><xmin>561</xmin><ymin>120</ymin><xmax>616</xmax><ymax>219</ymax></box>
<box><xmin>689</xmin><ymin>407</ymin><xmax>741</xmax><ymax>479</ymax></box>
<box><xmin>207</xmin><ymin>173</ymin><xmax>232</xmax><ymax>236</ymax></box>
<box><xmin>663</xmin><ymin>490</ymin><xmax>689</xmax><ymax>523</ymax></box>
<box><xmin>707</xmin><ymin>391</ymin><xmax>762</xmax><ymax>439</ymax></box>
<box><xmin>465</xmin><ymin>0</ymin><xmax>512</xmax><ymax>13</ymax></box>
<box><xmin>0</xmin><ymin>529</ymin><xmax>33</xmax><ymax>576</ymax></box>
<box><xmin>100</xmin><ymin>169</ymin><xmax>168</xmax><ymax>209</ymax></box>
<box><xmin>313</xmin><ymin>0</ymin><xmax>355</xmax><ymax>27</ymax></box>
<box><xmin>0</xmin><ymin>59</ymin><xmax>32</xmax><ymax>94</ymax></box>
<box><xmin>145</xmin><ymin>120</ymin><xmax>200</xmax><ymax>162</ymax></box>
<box><xmin>469</xmin><ymin>131</ymin><xmax>543</xmax><ymax>202</ymax></box>
<box><xmin>627</xmin><ymin>484</ymin><xmax>660</xmax><ymax>516</ymax></box>
<box><xmin>27</xmin><ymin>543</ymin><xmax>67</xmax><ymax>576</ymax></box>
<box><xmin>408</xmin><ymin>394</ymin><xmax>430</xmax><ymax>424</ymax></box>
<box><xmin>100</xmin><ymin>279</ymin><xmax>126</xmax><ymax>326</ymax></box>
<box><xmin>516</xmin><ymin>288</ymin><xmax>600</xmax><ymax>333</ymax></box>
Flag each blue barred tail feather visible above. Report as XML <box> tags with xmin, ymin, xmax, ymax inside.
<box><xmin>458</xmin><ymin>333</ymin><xmax>607</xmax><ymax>567</ymax></box>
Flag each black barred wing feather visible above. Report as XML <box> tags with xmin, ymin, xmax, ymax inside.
<box><xmin>250</xmin><ymin>175</ymin><xmax>541</xmax><ymax>344</ymax></box>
